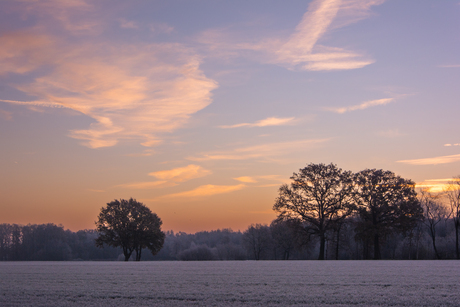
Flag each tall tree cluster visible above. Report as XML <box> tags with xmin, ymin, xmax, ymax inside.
<box><xmin>274</xmin><ymin>163</ymin><xmax>424</xmax><ymax>260</ymax></box>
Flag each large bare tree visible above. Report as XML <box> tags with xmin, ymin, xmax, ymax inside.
<box><xmin>354</xmin><ymin>169</ymin><xmax>423</xmax><ymax>260</ymax></box>
<box><xmin>273</xmin><ymin>163</ymin><xmax>355</xmax><ymax>260</ymax></box>
<box><xmin>95</xmin><ymin>198</ymin><xmax>165</xmax><ymax>261</ymax></box>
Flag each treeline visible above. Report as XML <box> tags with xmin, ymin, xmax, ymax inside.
<box><xmin>0</xmin><ymin>224</ymin><xmax>120</xmax><ymax>261</ymax></box>
<box><xmin>1</xmin><ymin>218</ymin><xmax>459</xmax><ymax>261</ymax></box>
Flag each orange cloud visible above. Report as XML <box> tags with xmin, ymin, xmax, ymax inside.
<box><xmin>0</xmin><ymin>3</ymin><xmax>218</xmax><ymax>149</ymax></box>
<box><xmin>162</xmin><ymin>184</ymin><xmax>246</xmax><ymax>198</ymax></box>
<box><xmin>117</xmin><ymin>165</ymin><xmax>211</xmax><ymax>190</ymax></box>
<box><xmin>234</xmin><ymin>175</ymin><xmax>290</xmax><ymax>185</ymax></box>
<box><xmin>234</xmin><ymin>176</ymin><xmax>257</xmax><ymax>183</ymax></box>
<box><xmin>149</xmin><ymin>165</ymin><xmax>211</xmax><ymax>182</ymax></box>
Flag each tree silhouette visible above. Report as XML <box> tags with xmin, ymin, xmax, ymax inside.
<box><xmin>243</xmin><ymin>224</ymin><xmax>272</xmax><ymax>260</ymax></box>
<box><xmin>354</xmin><ymin>169</ymin><xmax>422</xmax><ymax>260</ymax></box>
<box><xmin>446</xmin><ymin>177</ymin><xmax>460</xmax><ymax>259</ymax></box>
<box><xmin>419</xmin><ymin>189</ymin><xmax>450</xmax><ymax>259</ymax></box>
<box><xmin>273</xmin><ymin>163</ymin><xmax>355</xmax><ymax>260</ymax></box>
<box><xmin>95</xmin><ymin>198</ymin><xmax>165</xmax><ymax>261</ymax></box>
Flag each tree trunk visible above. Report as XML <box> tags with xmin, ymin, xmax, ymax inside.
<box><xmin>429</xmin><ymin>227</ymin><xmax>441</xmax><ymax>259</ymax></box>
<box><xmin>135</xmin><ymin>248</ymin><xmax>142</xmax><ymax>261</ymax></box>
<box><xmin>456</xmin><ymin>220</ymin><xmax>459</xmax><ymax>260</ymax></box>
<box><xmin>123</xmin><ymin>247</ymin><xmax>133</xmax><ymax>261</ymax></box>
<box><xmin>335</xmin><ymin>224</ymin><xmax>342</xmax><ymax>260</ymax></box>
<box><xmin>318</xmin><ymin>233</ymin><xmax>325</xmax><ymax>260</ymax></box>
<box><xmin>373</xmin><ymin>233</ymin><xmax>381</xmax><ymax>260</ymax></box>
<box><xmin>363</xmin><ymin>239</ymin><xmax>369</xmax><ymax>260</ymax></box>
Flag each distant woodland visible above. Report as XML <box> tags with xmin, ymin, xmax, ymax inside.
<box><xmin>1</xmin><ymin>164</ymin><xmax>459</xmax><ymax>261</ymax></box>
<box><xmin>0</xmin><ymin>218</ymin><xmax>459</xmax><ymax>261</ymax></box>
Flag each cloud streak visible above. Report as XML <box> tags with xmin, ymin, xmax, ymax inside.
<box><xmin>189</xmin><ymin>138</ymin><xmax>330</xmax><ymax>161</ymax></box>
<box><xmin>219</xmin><ymin>117</ymin><xmax>295</xmax><ymax>129</ymax></box>
<box><xmin>397</xmin><ymin>154</ymin><xmax>460</xmax><ymax>165</ymax></box>
<box><xmin>325</xmin><ymin>98</ymin><xmax>394</xmax><ymax>113</ymax></box>
<box><xmin>161</xmin><ymin>184</ymin><xmax>246</xmax><ymax>198</ymax></box>
<box><xmin>118</xmin><ymin>165</ymin><xmax>211</xmax><ymax>189</ymax></box>
<box><xmin>116</xmin><ymin>181</ymin><xmax>177</xmax><ymax>190</ymax></box>
<box><xmin>273</xmin><ymin>0</ymin><xmax>378</xmax><ymax>71</ymax></box>
<box><xmin>149</xmin><ymin>165</ymin><xmax>211</xmax><ymax>182</ymax></box>
<box><xmin>198</xmin><ymin>0</ymin><xmax>383</xmax><ymax>71</ymax></box>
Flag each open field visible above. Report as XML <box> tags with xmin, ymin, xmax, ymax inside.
<box><xmin>1</xmin><ymin>261</ymin><xmax>459</xmax><ymax>306</ymax></box>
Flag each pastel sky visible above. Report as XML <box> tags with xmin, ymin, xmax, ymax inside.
<box><xmin>1</xmin><ymin>0</ymin><xmax>459</xmax><ymax>233</ymax></box>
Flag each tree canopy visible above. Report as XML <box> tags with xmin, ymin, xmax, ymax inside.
<box><xmin>354</xmin><ymin>169</ymin><xmax>423</xmax><ymax>259</ymax></box>
<box><xmin>273</xmin><ymin>163</ymin><xmax>355</xmax><ymax>260</ymax></box>
<box><xmin>95</xmin><ymin>198</ymin><xmax>165</xmax><ymax>261</ymax></box>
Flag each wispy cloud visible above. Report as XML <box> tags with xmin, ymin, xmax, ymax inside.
<box><xmin>189</xmin><ymin>138</ymin><xmax>330</xmax><ymax>161</ymax></box>
<box><xmin>149</xmin><ymin>165</ymin><xmax>211</xmax><ymax>182</ymax></box>
<box><xmin>273</xmin><ymin>0</ymin><xmax>380</xmax><ymax>71</ymax></box>
<box><xmin>198</xmin><ymin>0</ymin><xmax>383</xmax><ymax>71</ymax></box>
<box><xmin>12</xmin><ymin>0</ymin><xmax>101</xmax><ymax>35</ymax></box>
<box><xmin>397</xmin><ymin>154</ymin><xmax>460</xmax><ymax>165</ymax></box>
<box><xmin>117</xmin><ymin>165</ymin><xmax>211</xmax><ymax>189</ymax></box>
<box><xmin>234</xmin><ymin>176</ymin><xmax>258</xmax><ymax>183</ymax></box>
<box><xmin>444</xmin><ymin>143</ymin><xmax>460</xmax><ymax>147</ymax></box>
<box><xmin>161</xmin><ymin>184</ymin><xmax>246</xmax><ymax>198</ymax></box>
<box><xmin>124</xmin><ymin>150</ymin><xmax>155</xmax><ymax>157</ymax></box>
<box><xmin>325</xmin><ymin>98</ymin><xmax>394</xmax><ymax>113</ymax></box>
<box><xmin>116</xmin><ymin>181</ymin><xmax>177</xmax><ymax>190</ymax></box>
<box><xmin>234</xmin><ymin>174</ymin><xmax>290</xmax><ymax>186</ymax></box>
<box><xmin>219</xmin><ymin>117</ymin><xmax>295</xmax><ymax>129</ymax></box>
<box><xmin>0</xmin><ymin>2</ymin><xmax>217</xmax><ymax>149</ymax></box>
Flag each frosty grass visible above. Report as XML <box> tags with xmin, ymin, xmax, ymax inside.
<box><xmin>1</xmin><ymin>260</ymin><xmax>459</xmax><ymax>306</ymax></box>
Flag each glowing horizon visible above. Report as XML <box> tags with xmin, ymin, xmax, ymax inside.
<box><xmin>1</xmin><ymin>0</ymin><xmax>459</xmax><ymax>233</ymax></box>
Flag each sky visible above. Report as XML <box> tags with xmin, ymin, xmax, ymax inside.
<box><xmin>0</xmin><ymin>0</ymin><xmax>459</xmax><ymax>233</ymax></box>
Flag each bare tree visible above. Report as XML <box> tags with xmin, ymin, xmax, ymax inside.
<box><xmin>243</xmin><ymin>224</ymin><xmax>272</xmax><ymax>260</ymax></box>
<box><xmin>270</xmin><ymin>219</ymin><xmax>300</xmax><ymax>260</ymax></box>
<box><xmin>446</xmin><ymin>177</ymin><xmax>460</xmax><ymax>259</ymax></box>
<box><xmin>354</xmin><ymin>169</ymin><xmax>423</xmax><ymax>260</ymax></box>
<box><xmin>419</xmin><ymin>189</ymin><xmax>450</xmax><ymax>259</ymax></box>
<box><xmin>273</xmin><ymin>163</ymin><xmax>355</xmax><ymax>260</ymax></box>
<box><xmin>95</xmin><ymin>198</ymin><xmax>165</xmax><ymax>261</ymax></box>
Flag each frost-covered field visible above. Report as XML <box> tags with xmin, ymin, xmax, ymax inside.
<box><xmin>1</xmin><ymin>261</ymin><xmax>459</xmax><ymax>306</ymax></box>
